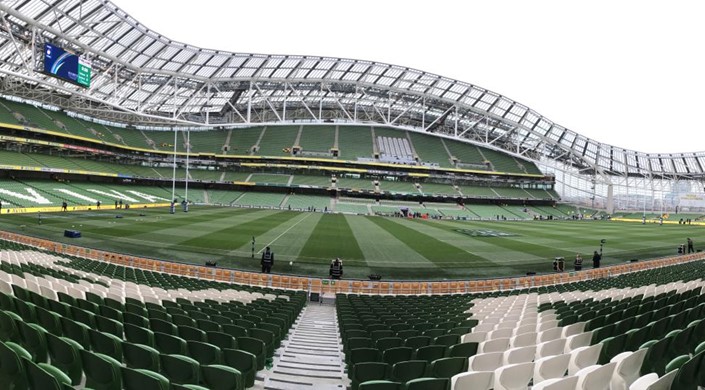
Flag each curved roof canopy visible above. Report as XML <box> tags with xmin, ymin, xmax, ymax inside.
<box><xmin>0</xmin><ymin>0</ymin><xmax>704</xmax><ymax>180</ymax></box>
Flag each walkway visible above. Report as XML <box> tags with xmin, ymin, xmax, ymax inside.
<box><xmin>259</xmin><ymin>298</ymin><xmax>347</xmax><ymax>390</ymax></box>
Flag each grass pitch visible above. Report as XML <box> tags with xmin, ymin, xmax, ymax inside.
<box><xmin>0</xmin><ymin>206</ymin><xmax>703</xmax><ymax>280</ymax></box>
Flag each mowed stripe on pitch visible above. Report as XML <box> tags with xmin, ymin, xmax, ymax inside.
<box><xmin>178</xmin><ymin>210</ymin><xmax>301</xmax><ymax>250</ymax></box>
<box><xmin>345</xmin><ymin>214</ymin><xmax>433</xmax><ymax>268</ymax></box>
<box><xmin>299</xmin><ymin>214</ymin><xmax>364</xmax><ymax>261</ymax></box>
<box><xmin>367</xmin><ymin>216</ymin><xmax>496</xmax><ymax>267</ymax></box>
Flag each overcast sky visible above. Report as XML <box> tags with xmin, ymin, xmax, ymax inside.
<box><xmin>113</xmin><ymin>0</ymin><xmax>705</xmax><ymax>154</ymax></box>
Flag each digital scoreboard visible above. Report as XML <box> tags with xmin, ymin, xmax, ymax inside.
<box><xmin>43</xmin><ymin>43</ymin><xmax>92</xmax><ymax>88</ymax></box>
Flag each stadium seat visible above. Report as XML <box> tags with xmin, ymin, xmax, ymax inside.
<box><xmin>121</xmin><ymin>367</ymin><xmax>170</xmax><ymax>390</ymax></box>
<box><xmin>123</xmin><ymin>341</ymin><xmax>161</xmax><ymax>371</ymax></box>
<box><xmin>450</xmin><ymin>371</ymin><xmax>494</xmax><ymax>390</ymax></box>
<box><xmin>222</xmin><ymin>348</ymin><xmax>256</xmax><ymax>388</ymax></box>
<box><xmin>23</xmin><ymin>358</ymin><xmax>73</xmax><ymax>390</ymax></box>
<box><xmin>80</xmin><ymin>349</ymin><xmax>123</xmax><ymax>390</ymax></box>
<box><xmin>0</xmin><ymin>341</ymin><xmax>31</xmax><ymax>389</ymax></box>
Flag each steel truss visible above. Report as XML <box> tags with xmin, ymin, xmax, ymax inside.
<box><xmin>1</xmin><ymin>0</ymin><xmax>705</xmax><ymax>211</ymax></box>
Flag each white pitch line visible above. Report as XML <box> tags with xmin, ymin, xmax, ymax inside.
<box><xmin>256</xmin><ymin>212</ymin><xmax>314</xmax><ymax>254</ymax></box>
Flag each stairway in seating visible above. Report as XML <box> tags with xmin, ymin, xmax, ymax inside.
<box><xmin>261</xmin><ymin>301</ymin><xmax>346</xmax><ymax>390</ymax></box>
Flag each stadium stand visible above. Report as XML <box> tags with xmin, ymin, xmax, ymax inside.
<box><xmin>406</xmin><ymin>131</ymin><xmax>453</xmax><ymax>168</ymax></box>
<box><xmin>247</xmin><ymin>174</ymin><xmax>292</xmax><ymax>185</ymax></box>
<box><xmin>228</xmin><ymin>128</ymin><xmax>263</xmax><ymax>155</ymax></box>
<box><xmin>283</xmin><ymin>194</ymin><xmax>331</xmax><ymax>211</ymax></box>
<box><xmin>298</xmin><ymin>125</ymin><xmax>336</xmax><ymax>155</ymax></box>
<box><xmin>291</xmin><ymin>175</ymin><xmax>332</xmax><ymax>188</ymax></box>
<box><xmin>337</xmin><ymin>126</ymin><xmax>374</xmax><ymax>160</ymax></box>
<box><xmin>234</xmin><ymin>192</ymin><xmax>286</xmax><ymax>208</ymax></box>
<box><xmin>255</xmin><ymin>126</ymin><xmax>298</xmax><ymax>156</ymax></box>
<box><xmin>0</xmin><ymin>239</ymin><xmax>306</xmax><ymax>389</ymax></box>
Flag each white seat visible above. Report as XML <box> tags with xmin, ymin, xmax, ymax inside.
<box><xmin>503</xmin><ymin>345</ymin><xmax>536</xmax><ymax>365</ymax></box>
<box><xmin>533</xmin><ymin>353</ymin><xmax>571</xmax><ymax>383</ymax></box>
<box><xmin>514</xmin><ymin>323</ymin><xmax>537</xmax><ymax>336</ymax></box>
<box><xmin>451</xmin><ymin>371</ymin><xmax>494</xmax><ymax>390</ymax></box>
<box><xmin>568</xmin><ymin>343</ymin><xmax>603</xmax><ymax>375</ymax></box>
<box><xmin>628</xmin><ymin>371</ymin><xmax>677</xmax><ymax>390</ymax></box>
<box><xmin>538</xmin><ymin>319</ymin><xmax>560</xmax><ymax>332</ymax></box>
<box><xmin>488</xmin><ymin>328</ymin><xmax>514</xmax><ymax>340</ymax></box>
<box><xmin>461</xmin><ymin>331</ymin><xmax>488</xmax><ymax>343</ymax></box>
<box><xmin>0</xmin><ymin>280</ymin><xmax>11</xmax><ymax>295</ymax></box>
<box><xmin>575</xmin><ymin>362</ymin><xmax>617</xmax><ymax>390</ymax></box>
<box><xmin>473</xmin><ymin>323</ymin><xmax>497</xmax><ymax>333</ymax></box>
<box><xmin>564</xmin><ymin>331</ymin><xmax>593</xmax><ymax>353</ymax></box>
<box><xmin>510</xmin><ymin>332</ymin><xmax>537</xmax><ymax>348</ymax></box>
<box><xmin>479</xmin><ymin>337</ymin><xmax>511</xmax><ymax>353</ymax></box>
<box><xmin>531</xmin><ymin>375</ymin><xmax>579</xmax><ymax>390</ymax></box>
<box><xmin>538</xmin><ymin>327</ymin><xmax>563</xmax><ymax>343</ymax></box>
<box><xmin>468</xmin><ymin>352</ymin><xmax>505</xmax><ymax>372</ymax></box>
<box><xmin>611</xmin><ymin>349</ymin><xmax>648</xmax><ymax>390</ymax></box>
<box><xmin>39</xmin><ymin>285</ymin><xmax>58</xmax><ymax>301</ymax></box>
<box><xmin>562</xmin><ymin>321</ymin><xmax>587</xmax><ymax>338</ymax></box>
<box><xmin>493</xmin><ymin>361</ymin><xmax>534</xmax><ymax>390</ymax></box>
<box><xmin>536</xmin><ymin>338</ymin><xmax>567</xmax><ymax>359</ymax></box>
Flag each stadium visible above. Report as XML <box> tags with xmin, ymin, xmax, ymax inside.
<box><xmin>0</xmin><ymin>1</ymin><xmax>704</xmax><ymax>389</ymax></box>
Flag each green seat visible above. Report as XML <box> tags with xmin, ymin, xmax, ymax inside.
<box><xmin>447</xmin><ymin>342</ymin><xmax>478</xmax><ymax>358</ymax></box>
<box><xmin>377</xmin><ymin>337</ymin><xmax>404</xmax><ymax>352</ymax></box>
<box><xmin>351</xmin><ymin>347</ymin><xmax>383</xmax><ymax>366</ymax></box>
<box><xmin>123</xmin><ymin>312</ymin><xmax>150</xmax><ymax>328</ymax></box>
<box><xmin>46</xmin><ymin>333</ymin><xmax>83</xmax><ymax>385</ymax></box>
<box><xmin>96</xmin><ymin>315</ymin><xmax>124</xmax><ymax>338</ymax></box>
<box><xmin>14</xmin><ymin>299</ymin><xmax>37</xmax><ymax>323</ymax></box>
<box><xmin>70</xmin><ymin>306</ymin><xmax>96</xmax><ymax>328</ymax></box>
<box><xmin>160</xmin><ymin>354</ymin><xmax>200</xmax><ymax>386</ymax></box>
<box><xmin>433</xmin><ymin>334</ymin><xmax>460</xmax><ymax>347</ymax></box>
<box><xmin>197</xmin><ymin>319</ymin><xmax>221</xmax><ymax>332</ymax></box>
<box><xmin>223</xmin><ymin>348</ymin><xmax>256</xmax><ymax>388</ymax></box>
<box><xmin>351</xmin><ymin>362</ymin><xmax>390</xmax><ymax>389</ymax></box>
<box><xmin>237</xmin><ymin>337</ymin><xmax>266</xmax><ymax>370</ymax></box>
<box><xmin>60</xmin><ymin>317</ymin><xmax>91</xmax><ymax>347</ymax></box>
<box><xmin>430</xmin><ymin>356</ymin><xmax>468</xmax><ymax>379</ymax></box>
<box><xmin>171</xmin><ymin>313</ymin><xmax>197</xmax><ymax>327</ymax></box>
<box><xmin>222</xmin><ymin>324</ymin><xmax>248</xmax><ymax>338</ymax></box>
<box><xmin>154</xmin><ymin>332</ymin><xmax>188</xmax><ymax>355</ymax></box>
<box><xmin>670</xmin><ymin>327</ymin><xmax>695</xmax><ymax>357</ymax></box>
<box><xmin>201</xmin><ymin>364</ymin><xmax>244</xmax><ymax>390</ymax></box>
<box><xmin>666</xmin><ymin>354</ymin><xmax>691</xmax><ymax>373</ymax></box>
<box><xmin>0</xmin><ymin>341</ymin><xmax>31</xmax><ymax>389</ymax></box>
<box><xmin>0</xmin><ymin>292</ymin><xmax>14</xmax><ymax>312</ymax></box>
<box><xmin>206</xmin><ymin>331</ymin><xmax>237</xmax><ymax>350</ymax></box>
<box><xmin>80</xmin><ymin>349</ymin><xmax>123</xmax><ymax>390</ymax></box>
<box><xmin>358</xmin><ymin>380</ymin><xmax>401</xmax><ymax>390</ymax></box>
<box><xmin>179</xmin><ymin>326</ymin><xmax>206</xmax><ymax>342</ymax></box>
<box><xmin>383</xmin><ymin>347</ymin><xmax>414</xmax><ymax>365</ymax></box>
<box><xmin>18</xmin><ymin>321</ymin><xmax>49</xmax><ymax>363</ymax></box>
<box><xmin>90</xmin><ymin>330</ymin><xmax>123</xmax><ymax>361</ymax></box>
<box><xmin>123</xmin><ymin>342</ymin><xmax>160</xmax><ymax>371</ymax></box>
<box><xmin>35</xmin><ymin>306</ymin><xmax>63</xmax><ymax>337</ymax></box>
<box><xmin>414</xmin><ymin>345</ymin><xmax>446</xmax><ymax>363</ymax></box>
<box><xmin>23</xmin><ymin>358</ymin><xmax>72</xmax><ymax>390</ymax></box>
<box><xmin>124</xmin><ymin>323</ymin><xmax>155</xmax><ymax>347</ymax></box>
<box><xmin>121</xmin><ymin>367</ymin><xmax>170</xmax><ymax>390</ymax></box>
<box><xmin>0</xmin><ymin>310</ymin><xmax>21</xmax><ymax>342</ymax></box>
<box><xmin>641</xmin><ymin>335</ymin><xmax>674</xmax><ymax>376</ymax></box>
<box><xmin>391</xmin><ymin>360</ymin><xmax>427</xmax><ymax>382</ymax></box>
<box><xmin>403</xmin><ymin>377</ymin><xmax>449</xmax><ymax>390</ymax></box>
<box><xmin>249</xmin><ymin>328</ymin><xmax>275</xmax><ymax>356</ymax></box>
<box><xmin>404</xmin><ymin>336</ymin><xmax>431</xmax><ymax>350</ymax></box>
<box><xmin>186</xmin><ymin>340</ymin><xmax>221</xmax><ymax>365</ymax></box>
<box><xmin>598</xmin><ymin>334</ymin><xmax>627</xmax><ymax>364</ymax></box>
<box><xmin>150</xmin><ymin>318</ymin><xmax>178</xmax><ymax>335</ymax></box>
<box><xmin>671</xmin><ymin>352</ymin><xmax>704</xmax><ymax>390</ymax></box>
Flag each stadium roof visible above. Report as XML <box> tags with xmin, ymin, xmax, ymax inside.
<box><xmin>1</xmin><ymin>0</ymin><xmax>704</xmax><ymax>181</ymax></box>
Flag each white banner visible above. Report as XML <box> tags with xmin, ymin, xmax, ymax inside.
<box><xmin>678</xmin><ymin>193</ymin><xmax>705</xmax><ymax>208</ymax></box>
